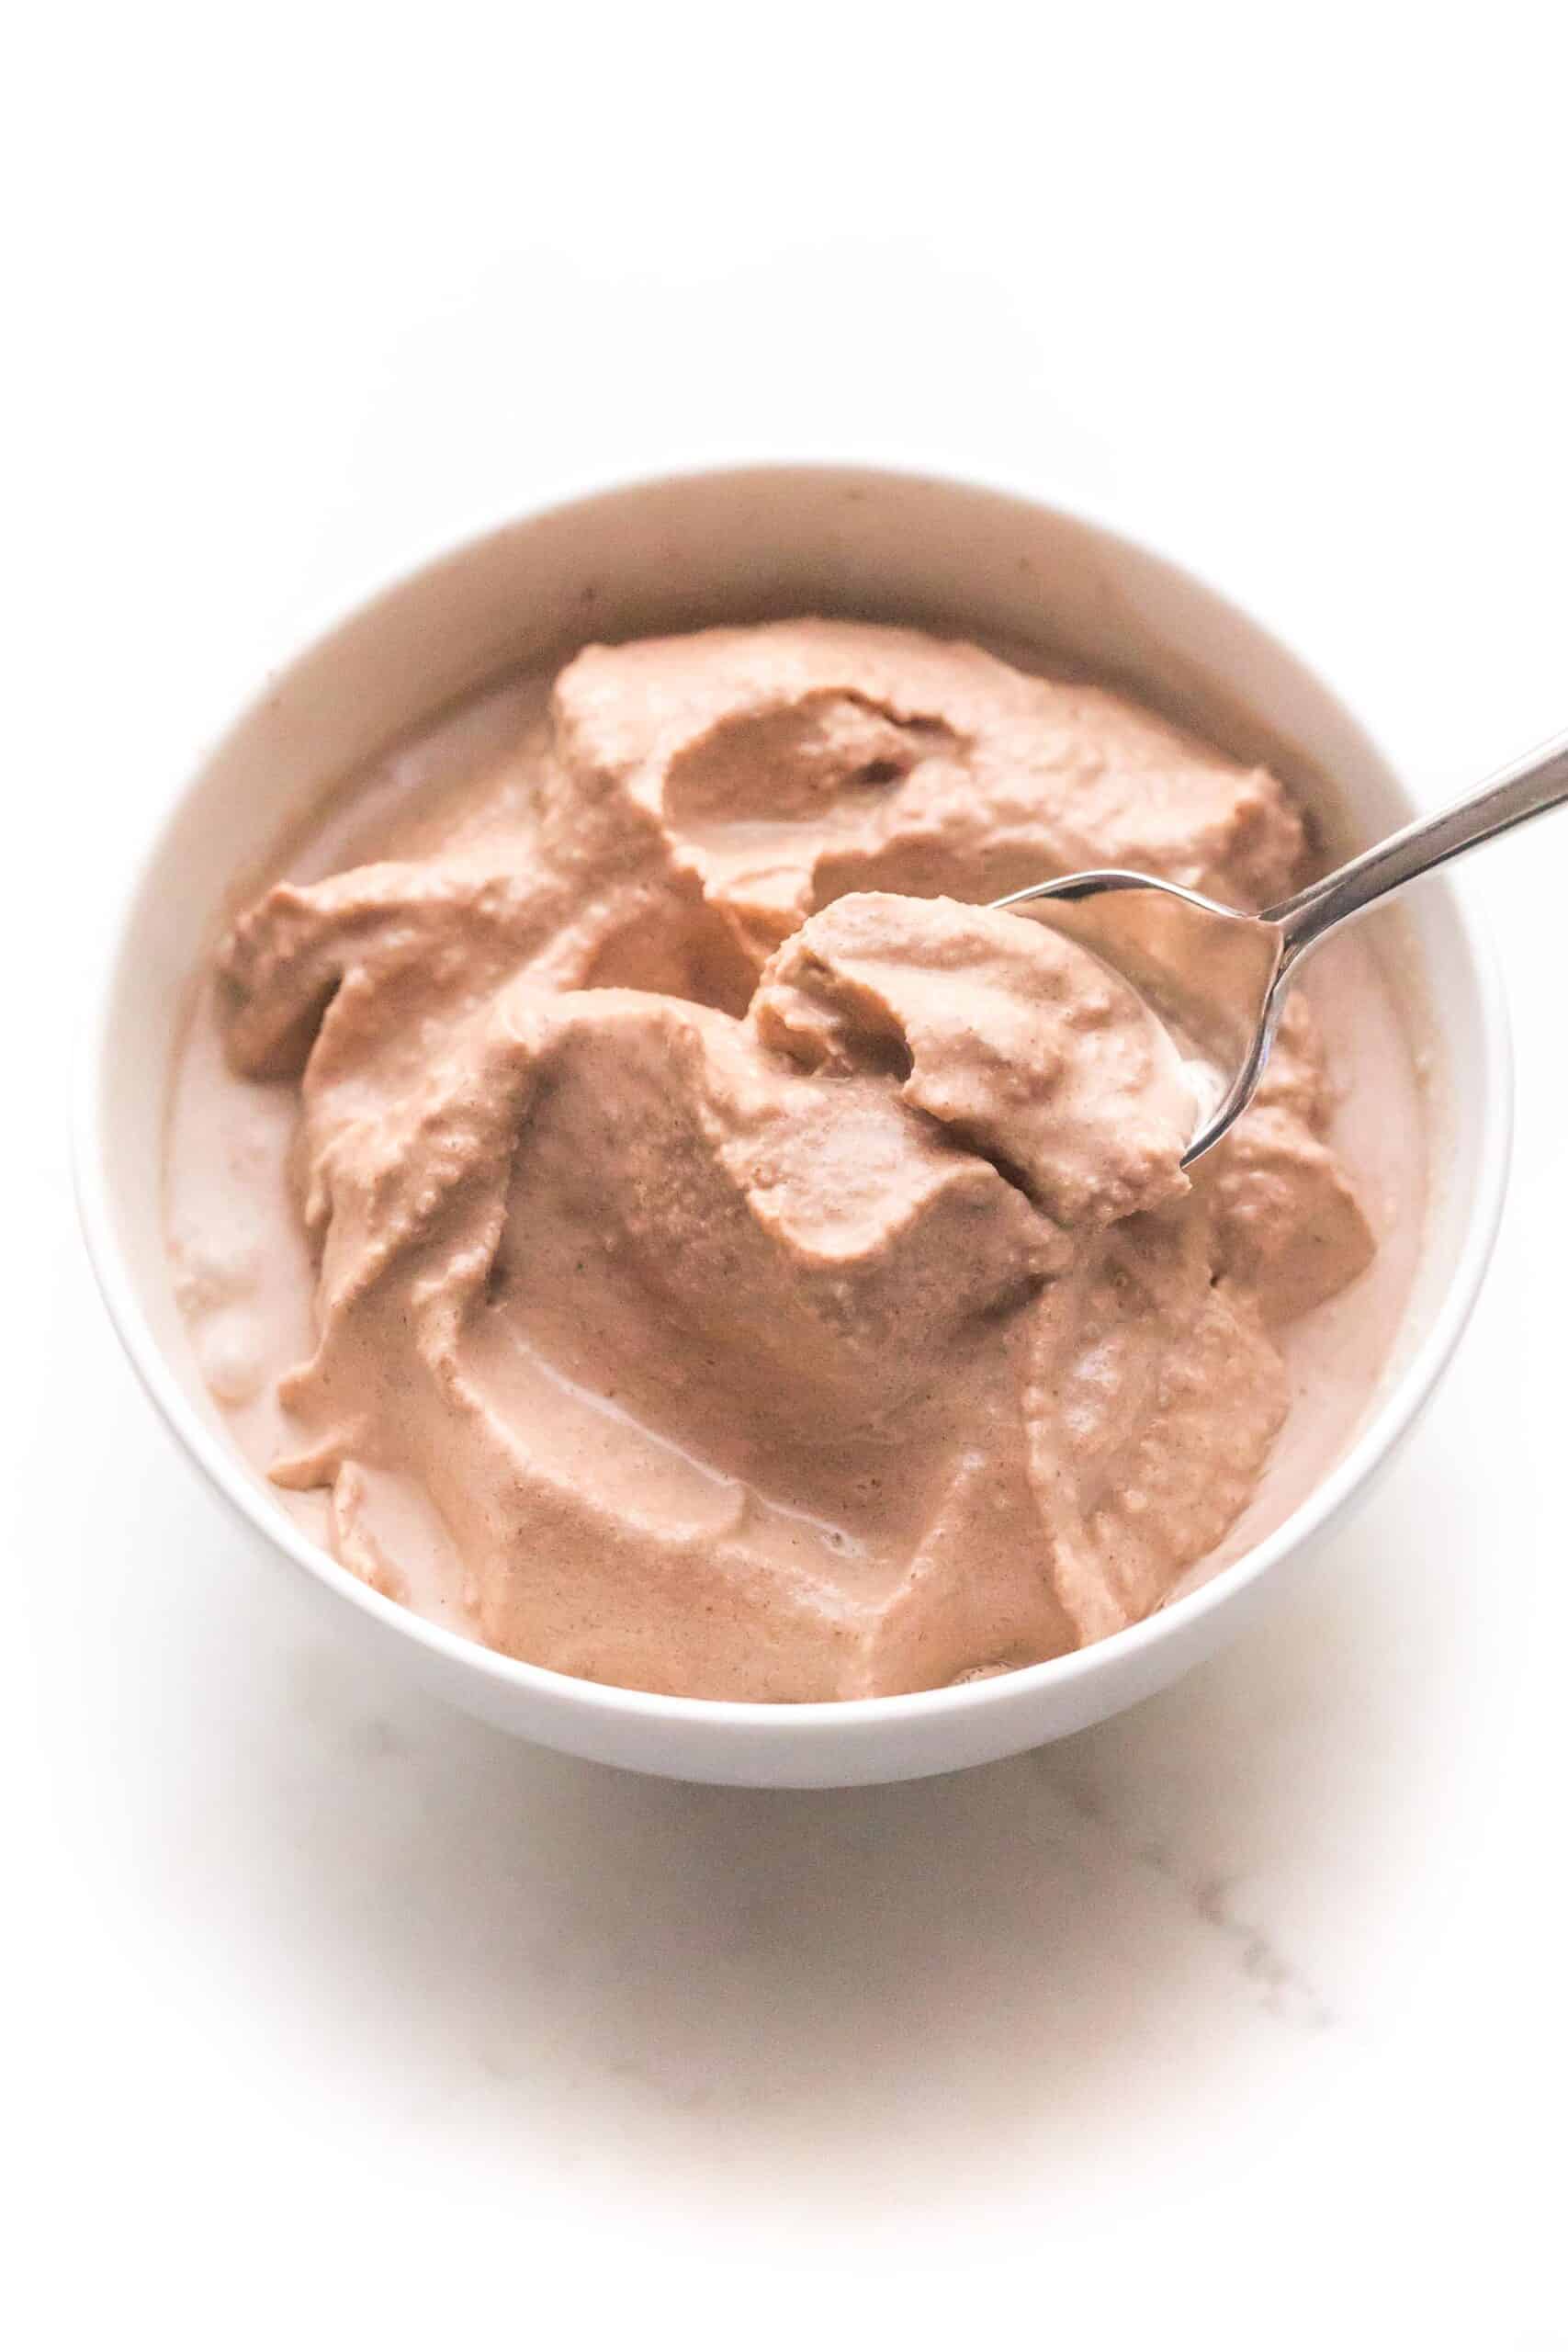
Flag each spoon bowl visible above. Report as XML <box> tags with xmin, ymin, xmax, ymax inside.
<box><xmin>991</xmin><ymin>871</ymin><xmax>1287</xmax><ymax>1165</ymax></box>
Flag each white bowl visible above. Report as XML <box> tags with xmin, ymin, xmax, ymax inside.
<box><xmin>74</xmin><ymin>466</ymin><xmax>1511</xmax><ymax>1787</ymax></box>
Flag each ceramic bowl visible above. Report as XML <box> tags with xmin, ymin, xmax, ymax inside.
<box><xmin>74</xmin><ymin>465</ymin><xmax>1511</xmax><ymax>1785</ymax></box>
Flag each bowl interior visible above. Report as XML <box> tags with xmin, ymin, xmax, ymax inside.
<box><xmin>84</xmin><ymin>464</ymin><xmax>1499</xmax><ymax>1770</ymax></box>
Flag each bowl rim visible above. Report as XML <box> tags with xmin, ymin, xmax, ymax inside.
<box><xmin>73</xmin><ymin>458</ymin><xmax>1515</xmax><ymax>1740</ymax></box>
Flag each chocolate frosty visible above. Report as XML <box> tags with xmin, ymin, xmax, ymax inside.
<box><xmin>169</xmin><ymin>621</ymin><xmax>1421</xmax><ymax>1698</ymax></box>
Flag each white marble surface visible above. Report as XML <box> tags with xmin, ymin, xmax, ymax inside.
<box><xmin>10</xmin><ymin>7</ymin><xmax>1568</xmax><ymax>2345</ymax></box>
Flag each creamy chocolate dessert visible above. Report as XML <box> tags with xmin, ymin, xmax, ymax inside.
<box><xmin>167</xmin><ymin>620</ymin><xmax>1427</xmax><ymax>1699</ymax></box>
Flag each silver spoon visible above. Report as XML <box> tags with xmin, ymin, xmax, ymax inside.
<box><xmin>993</xmin><ymin>727</ymin><xmax>1568</xmax><ymax>1166</ymax></box>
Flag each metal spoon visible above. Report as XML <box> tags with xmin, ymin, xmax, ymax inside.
<box><xmin>993</xmin><ymin>726</ymin><xmax>1568</xmax><ymax>1167</ymax></box>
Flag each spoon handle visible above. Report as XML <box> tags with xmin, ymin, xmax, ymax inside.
<box><xmin>1268</xmin><ymin>726</ymin><xmax>1568</xmax><ymax>962</ymax></box>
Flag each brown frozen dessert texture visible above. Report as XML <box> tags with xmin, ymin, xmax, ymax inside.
<box><xmin>175</xmin><ymin>619</ymin><xmax>1395</xmax><ymax>1700</ymax></box>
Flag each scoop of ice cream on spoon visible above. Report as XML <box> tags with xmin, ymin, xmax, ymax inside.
<box><xmin>752</xmin><ymin>890</ymin><xmax>1199</xmax><ymax>1229</ymax></box>
<box><xmin>994</xmin><ymin>725</ymin><xmax>1568</xmax><ymax>1165</ymax></box>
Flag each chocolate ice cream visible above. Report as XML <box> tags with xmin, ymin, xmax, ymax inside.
<box><xmin>167</xmin><ymin>621</ymin><xmax>1423</xmax><ymax>1697</ymax></box>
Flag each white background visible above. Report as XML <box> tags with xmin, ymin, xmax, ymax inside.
<box><xmin>7</xmin><ymin>6</ymin><xmax>1567</xmax><ymax>2346</ymax></box>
